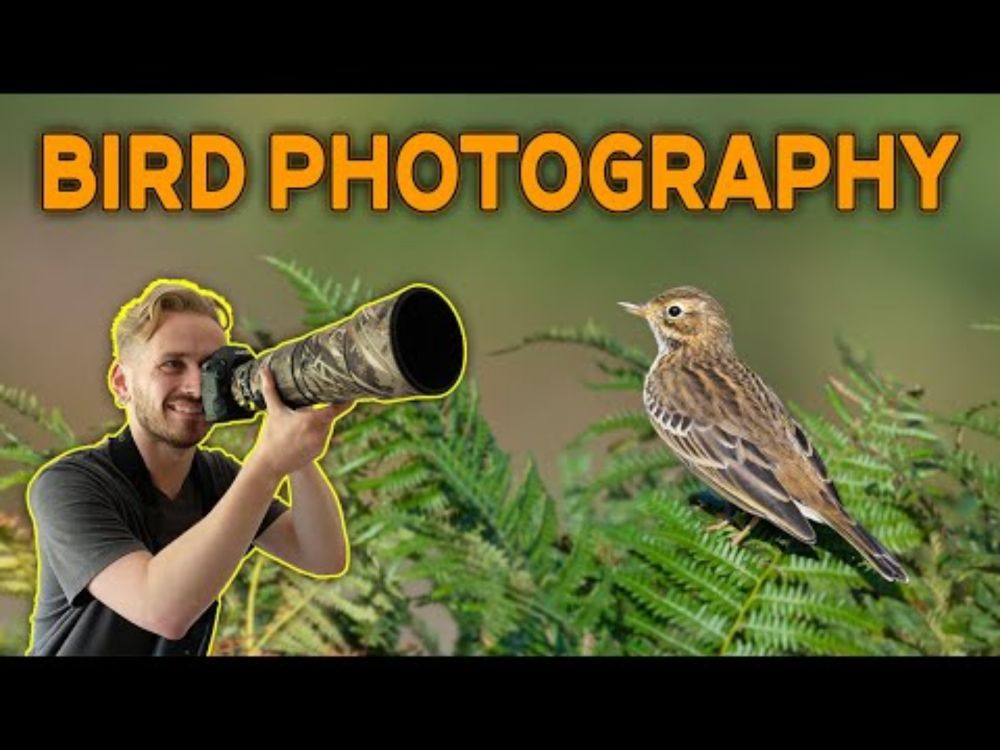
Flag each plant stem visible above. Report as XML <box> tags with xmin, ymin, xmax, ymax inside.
<box><xmin>719</xmin><ymin>551</ymin><xmax>779</xmax><ymax>655</ymax></box>
<box><xmin>254</xmin><ymin>579</ymin><xmax>324</xmax><ymax>653</ymax></box>
<box><xmin>244</xmin><ymin>556</ymin><xmax>264</xmax><ymax>655</ymax></box>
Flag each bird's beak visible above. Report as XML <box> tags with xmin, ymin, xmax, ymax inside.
<box><xmin>618</xmin><ymin>301</ymin><xmax>647</xmax><ymax>318</ymax></box>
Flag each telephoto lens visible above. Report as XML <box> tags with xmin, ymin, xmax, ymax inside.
<box><xmin>201</xmin><ymin>284</ymin><xmax>465</xmax><ymax>423</ymax></box>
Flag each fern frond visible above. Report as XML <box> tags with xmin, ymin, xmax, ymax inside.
<box><xmin>0</xmin><ymin>384</ymin><xmax>75</xmax><ymax>447</ymax></box>
<box><xmin>587</xmin><ymin>446</ymin><xmax>680</xmax><ymax>494</ymax></box>
<box><xmin>939</xmin><ymin>401</ymin><xmax>1000</xmax><ymax>441</ymax></box>
<box><xmin>583</xmin><ymin>371</ymin><xmax>646</xmax><ymax>391</ymax></box>
<box><xmin>0</xmin><ymin>469</ymin><xmax>36</xmax><ymax>492</ymax></box>
<box><xmin>757</xmin><ymin>581</ymin><xmax>882</xmax><ymax>632</ymax></box>
<box><xmin>499</xmin><ymin>461</ymin><xmax>558</xmax><ymax>565</ymax></box>
<box><xmin>613</xmin><ymin>569</ymin><xmax>729</xmax><ymax>644</ymax></box>
<box><xmin>610</xmin><ymin>527</ymin><xmax>743</xmax><ymax>613</ymax></box>
<box><xmin>775</xmin><ymin>554</ymin><xmax>869</xmax><ymax>587</ymax></box>
<box><xmin>262</xmin><ymin>255</ymin><xmax>372</xmax><ymax>328</ymax></box>
<box><xmin>638</xmin><ymin>494</ymin><xmax>765</xmax><ymax>583</ymax></box>
<box><xmin>0</xmin><ymin>444</ymin><xmax>44</xmax><ymax>465</ymax></box>
<box><xmin>868</xmin><ymin>420</ymin><xmax>941</xmax><ymax>443</ymax></box>
<box><xmin>348</xmin><ymin>461</ymin><xmax>434</xmax><ymax>498</ymax></box>
<box><xmin>569</xmin><ymin>410</ymin><xmax>654</xmax><ymax>448</ymax></box>
<box><xmin>493</xmin><ymin>320</ymin><xmax>651</xmax><ymax>372</ymax></box>
<box><xmin>742</xmin><ymin>610</ymin><xmax>868</xmax><ymax>655</ymax></box>
<box><xmin>622</xmin><ymin>611</ymin><xmax>706</xmax><ymax>655</ymax></box>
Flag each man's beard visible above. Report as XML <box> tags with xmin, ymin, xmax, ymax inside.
<box><xmin>131</xmin><ymin>389</ymin><xmax>208</xmax><ymax>449</ymax></box>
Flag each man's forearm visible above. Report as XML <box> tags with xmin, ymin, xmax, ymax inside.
<box><xmin>144</xmin><ymin>456</ymin><xmax>281</xmax><ymax>636</ymax></box>
<box><xmin>288</xmin><ymin>461</ymin><xmax>348</xmax><ymax>575</ymax></box>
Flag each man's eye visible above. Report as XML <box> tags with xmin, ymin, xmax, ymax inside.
<box><xmin>161</xmin><ymin>360</ymin><xmax>184</xmax><ymax>370</ymax></box>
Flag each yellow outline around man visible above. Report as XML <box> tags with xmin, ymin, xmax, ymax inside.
<box><xmin>25</xmin><ymin>278</ymin><xmax>350</xmax><ymax>656</ymax></box>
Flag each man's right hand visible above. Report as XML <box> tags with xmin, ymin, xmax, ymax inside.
<box><xmin>89</xmin><ymin>366</ymin><xmax>352</xmax><ymax>640</ymax></box>
<box><xmin>247</xmin><ymin>365</ymin><xmax>350</xmax><ymax>481</ymax></box>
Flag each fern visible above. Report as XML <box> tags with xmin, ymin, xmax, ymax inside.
<box><xmin>494</xmin><ymin>319</ymin><xmax>651</xmax><ymax>372</ymax></box>
<box><xmin>585</xmin><ymin>447</ymin><xmax>680</xmax><ymax>497</ymax></box>
<box><xmin>219</xmin><ymin>563</ymin><xmax>375</xmax><ymax>655</ymax></box>
<box><xmin>939</xmin><ymin>400</ymin><xmax>1000</xmax><ymax>441</ymax></box>
<box><xmin>596</xmin><ymin>489</ymin><xmax>889</xmax><ymax>655</ymax></box>
<box><xmin>0</xmin><ymin>385</ymin><xmax>75</xmax><ymax>448</ymax></box>
<box><xmin>261</xmin><ymin>255</ymin><xmax>372</xmax><ymax>328</ymax></box>
<box><xmin>353</xmin><ymin>396</ymin><xmax>598</xmax><ymax>655</ymax></box>
<box><xmin>569</xmin><ymin>410</ymin><xmax>655</xmax><ymax>449</ymax></box>
<box><xmin>0</xmin><ymin>386</ymin><xmax>79</xmax><ymax>495</ymax></box>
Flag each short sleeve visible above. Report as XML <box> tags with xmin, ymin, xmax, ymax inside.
<box><xmin>29</xmin><ymin>466</ymin><xmax>148</xmax><ymax>606</ymax></box>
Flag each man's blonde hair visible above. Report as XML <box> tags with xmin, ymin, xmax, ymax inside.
<box><xmin>112</xmin><ymin>279</ymin><xmax>233</xmax><ymax>361</ymax></box>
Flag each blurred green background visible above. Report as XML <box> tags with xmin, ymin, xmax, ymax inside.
<box><xmin>2</xmin><ymin>94</ymin><xmax>998</xmax><ymax>637</ymax></box>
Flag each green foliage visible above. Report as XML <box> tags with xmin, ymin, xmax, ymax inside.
<box><xmin>601</xmin><ymin>491</ymin><xmax>891</xmax><ymax>655</ymax></box>
<box><xmin>213</xmin><ymin>551</ymin><xmax>413</xmax><ymax>656</ymax></box>
<box><xmin>495</xmin><ymin>320</ymin><xmax>651</xmax><ymax>372</ymax></box>
<box><xmin>0</xmin><ymin>385</ymin><xmax>83</xmax><ymax>655</ymax></box>
<box><xmin>0</xmin><ymin>512</ymin><xmax>34</xmax><ymax>655</ymax></box>
<box><xmin>0</xmin><ymin>619</ymin><xmax>29</xmax><ymax>657</ymax></box>
<box><xmin>0</xmin><ymin>385</ymin><xmax>78</xmax><ymax>494</ymax></box>
<box><xmin>261</xmin><ymin>255</ymin><xmax>372</xmax><ymax>329</ymax></box>
<box><xmin>0</xmin><ymin>513</ymin><xmax>34</xmax><ymax>599</ymax></box>
<box><xmin>495</xmin><ymin>320</ymin><xmax>650</xmax><ymax>392</ymax></box>
<box><xmin>3</xmin><ymin>262</ymin><xmax>996</xmax><ymax>656</ymax></box>
<box><xmin>0</xmin><ymin>385</ymin><xmax>75</xmax><ymax>448</ymax></box>
<box><xmin>306</xmin><ymin>381</ymin><xmax>604</xmax><ymax>655</ymax></box>
<box><xmin>0</xmin><ymin>386</ymin><xmax>76</xmax><ymax>653</ymax></box>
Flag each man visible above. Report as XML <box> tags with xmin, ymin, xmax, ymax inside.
<box><xmin>25</xmin><ymin>279</ymin><xmax>350</xmax><ymax>655</ymax></box>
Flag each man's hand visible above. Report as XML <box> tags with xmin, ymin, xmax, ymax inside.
<box><xmin>249</xmin><ymin>365</ymin><xmax>351</xmax><ymax>481</ymax></box>
<box><xmin>88</xmin><ymin>365</ymin><xmax>352</xmax><ymax>640</ymax></box>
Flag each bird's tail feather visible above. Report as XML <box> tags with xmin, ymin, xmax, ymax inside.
<box><xmin>829</xmin><ymin>516</ymin><xmax>909</xmax><ymax>583</ymax></box>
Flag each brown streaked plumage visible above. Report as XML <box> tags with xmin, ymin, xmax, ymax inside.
<box><xmin>620</xmin><ymin>286</ymin><xmax>908</xmax><ymax>583</ymax></box>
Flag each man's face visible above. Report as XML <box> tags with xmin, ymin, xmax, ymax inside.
<box><xmin>115</xmin><ymin>312</ymin><xmax>226</xmax><ymax>449</ymax></box>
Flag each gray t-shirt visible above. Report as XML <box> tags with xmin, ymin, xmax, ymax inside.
<box><xmin>27</xmin><ymin>427</ymin><xmax>287</xmax><ymax>656</ymax></box>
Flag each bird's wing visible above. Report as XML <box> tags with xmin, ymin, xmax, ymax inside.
<box><xmin>742</xmin><ymin>366</ymin><xmax>853</xmax><ymax>519</ymax></box>
<box><xmin>784</xmin><ymin>415</ymin><xmax>848</xmax><ymax>512</ymax></box>
<box><xmin>646</xmin><ymin>364</ymin><xmax>817</xmax><ymax>543</ymax></box>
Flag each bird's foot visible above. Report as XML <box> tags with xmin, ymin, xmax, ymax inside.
<box><xmin>705</xmin><ymin>519</ymin><xmax>732</xmax><ymax>533</ymax></box>
<box><xmin>729</xmin><ymin>517</ymin><xmax>761</xmax><ymax>546</ymax></box>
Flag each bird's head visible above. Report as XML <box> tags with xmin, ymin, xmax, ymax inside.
<box><xmin>619</xmin><ymin>286</ymin><xmax>734</xmax><ymax>355</ymax></box>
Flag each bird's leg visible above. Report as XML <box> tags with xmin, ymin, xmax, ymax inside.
<box><xmin>705</xmin><ymin>502</ymin><xmax>736</xmax><ymax>533</ymax></box>
<box><xmin>730</xmin><ymin>517</ymin><xmax>761</xmax><ymax>546</ymax></box>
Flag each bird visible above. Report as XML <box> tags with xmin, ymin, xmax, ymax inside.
<box><xmin>619</xmin><ymin>286</ymin><xmax>908</xmax><ymax>583</ymax></box>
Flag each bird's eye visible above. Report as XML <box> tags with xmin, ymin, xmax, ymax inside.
<box><xmin>667</xmin><ymin>305</ymin><xmax>682</xmax><ymax>318</ymax></box>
